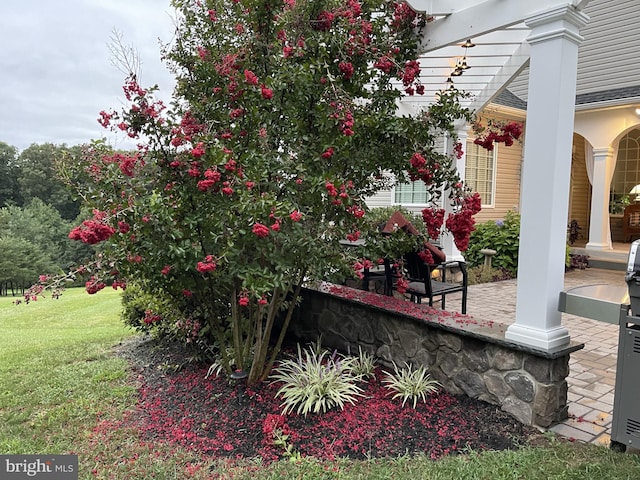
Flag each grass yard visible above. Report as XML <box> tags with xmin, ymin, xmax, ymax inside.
<box><xmin>0</xmin><ymin>288</ymin><xmax>133</xmax><ymax>454</ymax></box>
<box><xmin>1</xmin><ymin>288</ymin><xmax>639</xmax><ymax>479</ymax></box>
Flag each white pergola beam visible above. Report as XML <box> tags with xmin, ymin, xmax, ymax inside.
<box><xmin>469</xmin><ymin>42</ymin><xmax>531</xmax><ymax>111</ymax></box>
<box><xmin>420</xmin><ymin>43</ymin><xmax>530</xmax><ymax>58</ymax></box>
<box><xmin>406</xmin><ymin>0</ymin><xmax>585</xmax><ymax>53</ymax></box>
<box><xmin>421</xmin><ymin>0</ymin><xmax>593</xmax><ymax>12</ymax></box>
<box><xmin>413</xmin><ymin>0</ymin><xmax>480</xmax><ymax>16</ymax></box>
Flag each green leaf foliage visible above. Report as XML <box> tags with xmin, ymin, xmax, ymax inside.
<box><xmin>53</xmin><ymin>0</ymin><xmax>475</xmax><ymax>384</ymax></box>
<box><xmin>465</xmin><ymin>210</ymin><xmax>521</xmax><ymax>276</ymax></box>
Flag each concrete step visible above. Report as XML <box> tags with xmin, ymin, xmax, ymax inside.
<box><xmin>570</xmin><ymin>246</ymin><xmax>627</xmax><ymax>272</ymax></box>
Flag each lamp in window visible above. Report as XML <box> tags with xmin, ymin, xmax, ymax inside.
<box><xmin>630</xmin><ymin>185</ymin><xmax>640</xmax><ymax>202</ymax></box>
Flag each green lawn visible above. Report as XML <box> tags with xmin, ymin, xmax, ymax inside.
<box><xmin>1</xmin><ymin>288</ymin><xmax>639</xmax><ymax>479</ymax></box>
<box><xmin>0</xmin><ymin>288</ymin><xmax>133</xmax><ymax>454</ymax></box>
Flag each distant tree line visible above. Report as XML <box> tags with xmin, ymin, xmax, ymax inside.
<box><xmin>0</xmin><ymin>141</ymin><xmax>93</xmax><ymax>296</ymax></box>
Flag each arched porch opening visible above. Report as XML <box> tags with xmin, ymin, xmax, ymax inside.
<box><xmin>574</xmin><ymin>108</ymin><xmax>640</xmax><ymax>251</ymax></box>
<box><xmin>609</xmin><ymin>128</ymin><xmax>640</xmax><ymax>243</ymax></box>
<box><xmin>568</xmin><ymin>133</ymin><xmax>592</xmax><ymax>246</ymax></box>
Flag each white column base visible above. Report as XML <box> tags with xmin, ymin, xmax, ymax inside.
<box><xmin>505</xmin><ymin>323</ymin><xmax>571</xmax><ymax>351</ymax></box>
<box><xmin>447</xmin><ymin>253</ymin><xmax>466</xmax><ymax>262</ymax></box>
<box><xmin>584</xmin><ymin>242</ymin><xmax>613</xmax><ymax>251</ymax></box>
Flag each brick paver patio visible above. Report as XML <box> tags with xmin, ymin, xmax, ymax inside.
<box><xmin>455</xmin><ymin>267</ymin><xmax>626</xmax><ymax>446</ymax></box>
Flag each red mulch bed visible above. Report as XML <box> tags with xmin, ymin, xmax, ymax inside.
<box><xmin>116</xmin><ymin>337</ymin><xmax>541</xmax><ymax>463</ymax></box>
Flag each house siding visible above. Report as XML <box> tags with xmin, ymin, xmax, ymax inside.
<box><xmin>365</xmin><ymin>187</ymin><xmax>394</xmax><ymax>209</ymax></box>
<box><xmin>472</xmin><ymin>112</ymin><xmax>524</xmax><ymax>224</ymax></box>
<box><xmin>509</xmin><ymin>0</ymin><xmax>640</xmax><ymax>100</ymax></box>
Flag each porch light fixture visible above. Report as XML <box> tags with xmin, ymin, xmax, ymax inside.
<box><xmin>456</xmin><ymin>58</ymin><xmax>470</xmax><ymax>71</ymax></box>
<box><xmin>630</xmin><ymin>184</ymin><xmax>640</xmax><ymax>202</ymax></box>
<box><xmin>451</xmin><ymin>38</ymin><xmax>474</xmax><ymax>77</ymax></box>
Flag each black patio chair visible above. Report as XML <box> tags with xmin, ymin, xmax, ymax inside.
<box><xmin>362</xmin><ymin>259</ymin><xmax>394</xmax><ymax>296</ymax></box>
<box><xmin>402</xmin><ymin>250</ymin><xmax>468</xmax><ymax>314</ymax></box>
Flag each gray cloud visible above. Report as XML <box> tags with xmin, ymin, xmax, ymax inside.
<box><xmin>0</xmin><ymin>0</ymin><xmax>176</xmax><ymax>152</ymax></box>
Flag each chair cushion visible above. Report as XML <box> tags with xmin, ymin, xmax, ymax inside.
<box><xmin>407</xmin><ymin>280</ymin><xmax>463</xmax><ymax>297</ymax></box>
<box><xmin>431</xmin><ymin>280</ymin><xmax>464</xmax><ymax>294</ymax></box>
<box><xmin>406</xmin><ymin>281</ymin><xmax>426</xmax><ymax>295</ymax></box>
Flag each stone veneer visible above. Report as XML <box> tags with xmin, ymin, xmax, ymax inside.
<box><xmin>288</xmin><ymin>283</ymin><xmax>584</xmax><ymax>430</ymax></box>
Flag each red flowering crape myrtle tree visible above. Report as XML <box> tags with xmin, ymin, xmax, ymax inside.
<box><xmin>56</xmin><ymin>0</ymin><xmax>478</xmax><ymax>385</ymax></box>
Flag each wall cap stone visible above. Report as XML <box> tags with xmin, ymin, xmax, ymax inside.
<box><xmin>308</xmin><ymin>283</ymin><xmax>585</xmax><ymax>360</ymax></box>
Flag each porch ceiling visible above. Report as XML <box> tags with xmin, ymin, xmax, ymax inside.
<box><xmin>398</xmin><ymin>0</ymin><xmax>592</xmax><ymax>112</ymax></box>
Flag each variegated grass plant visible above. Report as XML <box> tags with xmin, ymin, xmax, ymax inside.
<box><xmin>271</xmin><ymin>343</ymin><xmax>364</xmax><ymax>415</ymax></box>
<box><xmin>383</xmin><ymin>362</ymin><xmax>441</xmax><ymax>408</ymax></box>
<box><xmin>350</xmin><ymin>346</ymin><xmax>377</xmax><ymax>381</ymax></box>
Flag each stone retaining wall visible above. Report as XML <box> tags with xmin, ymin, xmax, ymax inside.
<box><xmin>288</xmin><ymin>283</ymin><xmax>584</xmax><ymax>430</ymax></box>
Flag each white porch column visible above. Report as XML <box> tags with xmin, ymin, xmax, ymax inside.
<box><xmin>505</xmin><ymin>6</ymin><xmax>589</xmax><ymax>351</ymax></box>
<box><xmin>586</xmin><ymin>147</ymin><xmax>615</xmax><ymax>250</ymax></box>
<box><xmin>441</xmin><ymin>126</ymin><xmax>469</xmax><ymax>262</ymax></box>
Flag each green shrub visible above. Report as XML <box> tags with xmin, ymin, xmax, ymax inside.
<box><xmin>357</xmin><ymin>206</ymin><xmax>427</xmax><ymax>262</ymax></box>
<box><xmin>466</xmin><ymin>210</ymin><xmax>521</xmax><ymax>276</ymax></box>
<box><xmin>120</xmin><ymin>282</ymin><xmax>166</xmax><ymax>332</ymax></box>
<box><xmin>121</xmin><ymin>282</ymin><xmax>206</xmax><ymax>349</ymax></box>
<box><xmin>467</xmin><ymin>265</ymin><xmax>515</xmax><ymax>285</ymax></box>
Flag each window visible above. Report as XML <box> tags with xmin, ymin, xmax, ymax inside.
<box><xmin>394</xmin><ymin>180</ymin><xmax>430</xmax><ymax>205</ymax></box>
<box><xmin>465</xmin><ymin>140</ymin><xmax>496</xmax><ymax>206</ymax></box>
<box><xmin>610</xmin><ymin>129</ymin><xmax>640</xmax><ymax>213</ymax></box>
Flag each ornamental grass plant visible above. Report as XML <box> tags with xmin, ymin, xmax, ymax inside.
<box><xmin>350</xmin><ymin>346</ymin><xmax>377</xmax><ymax>381</ymax></box>
<box><xmin>383</xmin><ymin>361</ymin><xmax>441</xmax><ymax>408</ymax></box>
<box><xmin>271</xmin><ymin>343</ymin><xmax>364</xmax><ymax>415</ymax></box>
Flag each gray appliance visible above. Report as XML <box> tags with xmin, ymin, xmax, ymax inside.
<box><xmin>609</xmin><ymin>238</ymin><xmax>640</xmax><ymax>451</ymax></box>
<box><xmin>558</xmin><ymin>239</ymin><xmax>640</xmax><ymax>452</ymax></box>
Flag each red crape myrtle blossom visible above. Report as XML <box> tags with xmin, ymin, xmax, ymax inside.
<box><xmin>101</xmin><ymin>152</ymin><xmax>144</xmax><ymax>177</ymax></box>
<box><xmin>421</xmin><ymin>207</ymin><xmax>445</xmax><ymax>241</ymax></box>
<box><xmin>261</xmin><ymin>85</ymin><xmax>273</xmax><ymax>99</ymax></box>
<box><xmin>104</xmin><ymin>76</ymin><xmax>168</xmax><ymax>139</ymax></box>
<box><xmin>85</xmin><ymin>276</ymin><xmax>106</xmax><ymax>295</ymax></box>
<box><xmin>196</xmin><ymin>255</ymin><xmax>217</xmax><ymax>273</ymax></box>
<box><xmin>143</xmin><ymin>309</ymin><xmax>162</xmax><ymax>324</ymax></box>
<box><xmin>252</xmin><ymin>222</ymin><xmax>270</xmax><ymax>238</ymax></box>
<box><xmin>445</xmin><ymin>192</ymin><xmax>482</xmax><ymax>251</ymax></box>
<box><xmin>472</xmin><ymin>119</ymin><xmax>523</xmax><ymax>151</ymax></box>
<box><xmin>453</xmin><ymin>141</ymin><xmax>464</xmax><ymax>159</ymax></box>
<box><xmin>68</xmin><ymin>210</ymin><xmax>116</xmax><ymax>245</ymax></box>
<box><xmin>51</xmin><ymin>0</ymin><xmax>476</xmax><ymax>387</ymax></box>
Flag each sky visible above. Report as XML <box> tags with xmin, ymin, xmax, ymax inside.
<box><xmin>0</xmin><ymin>0</ymin><xmax>177</xmax><ymax>152</ymax></box>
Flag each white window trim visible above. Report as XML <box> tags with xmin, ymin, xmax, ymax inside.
<box><xmin>391</xmin><ymin>180</ymin><xmax>435</xmax><ymax>209</ymax></box>
<box><xmin>466</xmin><ymin>141</ymin><xmax>497</xmax><ymax>209</ymax></box>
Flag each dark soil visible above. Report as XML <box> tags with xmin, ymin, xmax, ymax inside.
<box><xmin>116</xmin><ymin>336</ymin><xmax>542</xmax><ymax>463</ymax></box>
